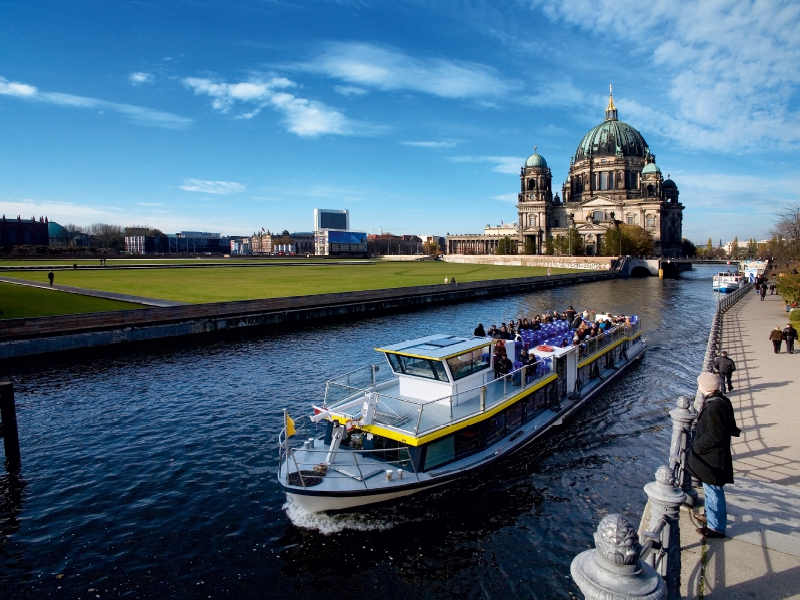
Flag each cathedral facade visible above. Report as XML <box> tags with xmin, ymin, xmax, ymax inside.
<box><xmin>516</xmin><ymin>90</ymin><xmax>683</xmax><ymax>256</ymax></box>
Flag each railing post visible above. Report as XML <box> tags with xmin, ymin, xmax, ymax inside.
<box><xmin>480</xmin><ymin>386</ymin><xmax>486</xmax><ymax>412</ymax></box>
<box><xmin>571</xmin><ymin>514</ymin><xmax>666</xmax><ymax>600</ymax></box>
<box><xmin>643</xmin><ymin>466</ymin><xmax>686</xmax><ymax>599</ymax></box>
<box><xmin>669</xmin><ymin>396</ymin><xmax>698</xmax><ymax>507</ymax></box>
<box><xmin>0</xmin><ymin>382</ymin><xmax>21</xmax><ymax>470</ymax></box>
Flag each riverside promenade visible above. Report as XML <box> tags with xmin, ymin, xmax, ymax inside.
<box><xmin>681</xmin><ymin>290</ymin><xmax>800</xmax><ymax>599</ymax></box>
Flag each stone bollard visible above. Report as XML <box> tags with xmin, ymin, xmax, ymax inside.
<box><xmin>571</xmin><ymin>514</ymin><xmax>666</xmax><ymax>600</ymax></box>
<box><xmin>643</xmin><ymin>466</ymin><xmax>686</xmax><ymax>600</ymax></box>
<box><xmin>669</xmin><ymin>396</ymin><xmax>698</xmax><ymax>507</ymax></box>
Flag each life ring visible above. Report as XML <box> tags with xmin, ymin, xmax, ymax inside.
<box><xmin>536</xmin><ymin>345</ymin><xmax>555</xmax><ymax>352</ymax></box>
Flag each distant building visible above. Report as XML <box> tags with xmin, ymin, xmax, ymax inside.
<box><xmin>314</xmin><ymin>208</ymin><xmax>349</xmax><ymax>231</ymax></box>
<box><xmin>252</xmin><ymin>230</ymin><xmax>273</xmax><ymax>254</ymax></box>
<box><xmin>317</xmin><ymin>230</ymin><xmax>368</xmax><ymax>256</ymax></box>
<box><xmin>0</xmin><ymin>215</ymin><xmax>50</xmax><ymax>248</ymax></box>
<box><xmin>446</xmin><ymin>223</ymin><xmax>519</xmax><ymax>255</ymax></box>
<box><xmin>229</xmin><ymin>238</ymin><xmax>252</xmax><ymax>255</ymax></box>
<box><xmin>125</xmin><ymin>236</ymin><xmax>169</xmax><ymax>254</ymax></box>
<box><xmin>289</xmin><ymin>232</ymin><xmax>315</xmax><ymax>254</ymax></box>
<box><xmin>167</xmin><ymin>231</ymin><xmax>224</xmax><ymax>254</ymax></box>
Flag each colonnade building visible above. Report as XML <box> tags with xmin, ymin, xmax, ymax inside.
<box><xmin>447</xmin><ymin>90</ymin><xmax>684</xmax><ymax>256</ymax></box>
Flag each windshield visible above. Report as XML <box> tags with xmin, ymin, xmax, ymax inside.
<box><xmin>385</xmin><ymin>353</ymin><xmax>449</xmax><ymax>381</ymax></box>
<box><xmin>445</xmin><ymin>347</ymin><xmax>491</xmax><ymax>381</ymax></box>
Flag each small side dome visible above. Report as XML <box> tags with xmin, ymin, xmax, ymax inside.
<box><xmin>641</xmin><ymin>162</ymin><xmax>661</xmax><ymax>175</ymax></box>
<box><xmin>48</xmin><ymin>221</ymin><xmax>70</xmax><ymax>238</ymax></box>
<box><xmin>525</xmin><ymin>152</ymin><xmax>547</xmax><ymax>168</ymax></box>
<box><xmin>662</xmin><ymin>178</ymin><xmax>677</xmax><ymax>189</ymax></box>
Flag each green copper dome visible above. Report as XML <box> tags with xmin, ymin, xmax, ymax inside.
<box><xmin>641</xmin><ymin>162</ymin><xmax>661</xmax><ymax>175</ymax></box>
<box><xmin>48</xmin><ymin>221</ymin><xmax>70</xmax><ymax>238</ymax></box>
<box><xmin>574</xmin><ymin>119</ymin><xmax>649</xmax><ymax>161</ymax></box>
<box><xmin>525</xmin><ymin>152</ymin><xmax>547</xmax><ymax>168</ymax></box>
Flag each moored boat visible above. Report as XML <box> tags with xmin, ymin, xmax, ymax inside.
<box><xmin>713</xmin><ymin>271</ymin><xmax>743</xmax><ymax>293</ymax></box>
<box><xmin>277</xmin><ymin>315</ymin><xmax>645</xmax><ymax>513</ymax></box>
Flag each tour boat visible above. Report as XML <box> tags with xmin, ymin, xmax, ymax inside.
<box><xmin>713</xmin><ymin>271</ymin><xmax>743</xmax><ymax>293</ymax></box>
<box><xmin>277</xmin><ymin>316</ymin><xmax>645</xmax><ymax>513</ymax></box>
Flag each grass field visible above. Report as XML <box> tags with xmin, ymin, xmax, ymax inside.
<box><xmin>8</xmin><ymin>262</ymin><xmax>580</xmax><ymax>304</ymax></box>
<box><xmin>0</xmin><ymin>283</ymin><xmax>143</xmax><ymax>319</ymax></box>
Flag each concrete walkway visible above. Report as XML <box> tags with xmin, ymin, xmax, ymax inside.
<box><xmin>0</xmin><ymin>276</ymin><xmax>187</xmax><ymax>308</ymax></box>
<box><xmin>681</xmin><ymin>290</ymin><xmax>800</xmax><ymax>599</ymax></box>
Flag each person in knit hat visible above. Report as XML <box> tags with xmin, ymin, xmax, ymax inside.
<box><xmin>687</xmin><ymin>371</ymin><xmax>741</xmax><ymax>538</ymax></box>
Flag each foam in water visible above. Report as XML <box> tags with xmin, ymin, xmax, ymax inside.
<box><xmin>283</xmin><ymin>496</ymin><xmax>395</xmax><ymax>535</ymax></box>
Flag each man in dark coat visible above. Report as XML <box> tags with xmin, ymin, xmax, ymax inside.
<box><xmin>769</xmin><ymin>325</ymin><xmax>784</xmax><ymax>353</ymax></box>
<box><xmin>783</xmin><ymin>322</ymin><xmax>798</xmax><ymax>354</ymax></box>
<box><xmin>687</xmin><ymin>371</ymin><xmax>741</xmax><ymax>538</ymax></box>
<box><xmin>713</xmin><ymin>350</ymin><xmax>737</xmax><ymax>392</ymax></box>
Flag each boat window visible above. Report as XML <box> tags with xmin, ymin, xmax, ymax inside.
<box><xmin>485</xmin><ymin>413</ymin><xmax>506</xmax><ymax>446</ymax></box>
<box><xmin>455</xmin><ymin>424</ymin><xmax>481</xmax><ymax>458</ymax></box>
<box><xmin>525</xmin><ymin>388</ymin><xmax>548</xmax><ymax>420</ymax></box>
<box><xmin>424</xmin><ymin>436</ymin><xmax>455</xmax><ymax>470</ymax></box>
<box><xmin>506</xmin><ymin>402</ymin><xmax>523</xmax><ymax>432</ymax></box>
<box><xmin>386</xmin><ymin>353</ymin><xmax>449</xmax><ymax>381</ymax></box>
<box><xmin>445</xmin><ymin>347</ymin><xmax>491</xmax><ymax>381</ymax></box>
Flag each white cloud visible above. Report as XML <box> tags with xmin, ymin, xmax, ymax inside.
<box><xmin>179</xmin><ymin>179</ymin><xmax>247</xmax><ymax>194</ymax></box>
<box><xmin>297</xmin><ymin>42</ymin><xmax>521</xmax><ymax>100</ymax></box>
<box><xmin>449</xmin><ymin>155</ymin><xmax>524</xmax><ymax>174</ymax></box>
<box><xmin>128</xmin><ymin>72</ymin><xmax>154</xmax><ymax>85</ymax></box>
<box><xmin>0</xmin><ymin>75</ymin><xmax>192</xmax><ymax>129</ymax></box>
<box><xmin>400</xmin><ymin>140</ymin><xmax>459</xmax><ymax>148</ymax></box>
<box><xmin>492</xmin><ymin>193</ymin><xmax>519</xmax><ymax>203</ymax></box>
<box><xmin>182</xmin><ymin>75</ymin><xmax>382</xmax><ymax>137</ymax></box>
<box><xmin>334</xmin><ymin>85</ymin><xmax>368</xmax><ymax>96</ymax></box>
<box><xmin>0</xmin><ymin>199</ymin><xmax>121</xmax><ymax>222</ymax></box>
<box><xmin>532</xmin><ymin>0</ymin><xmax>800</xmax><ymax>151</ymax></box>
<box><xmin>523</xmin><ymin>80</ymin><xmax>586</xmax><ymax>108</ymax></box>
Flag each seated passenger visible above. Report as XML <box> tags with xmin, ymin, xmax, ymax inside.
<box><xmin>494</xmin><ymin>354</ymin><xmax>513</xmax><ymax>379</ymax></box>
<box><xmin>571</xmin><ymin>314</ymin><xmax>583</xmax><ymax>329</ymax></box>
<box><xmin>519</xmin><ymin>318</ymin><xmax>530</xmax><ymax>330</ymax></box>
<box><xmin>498</xmin><ymin>325</ymin><xmax>512</xmax><ymax>340</ymax></box>
<box><xmin>474</xmin><ymin>323</ymin><xmax>486</xmax><ymax>337</ymax></box>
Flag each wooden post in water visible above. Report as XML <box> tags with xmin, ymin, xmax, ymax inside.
<box><xmin>0</xmin><ymin>381</ymin><xmax>21</xmax><ymax>468</ymax></box>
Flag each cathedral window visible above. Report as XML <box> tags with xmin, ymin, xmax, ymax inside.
<box><xmin>599</xmin><ymin>172</ymin><xmax>608</xmax><ymax>190</ymax></box>
<box><xmin>646</xmin><ymin>215</ymin><xmax>655</xmax><ymax>228</ymax></box>
<box><xmin>593</xmin><ymin>211</ymin><xmax>604</xmax><ymax>222</ymax></box>
<box><xmin>24</xmin><ymin>229</ymin><xmax>32</xmax><ymax>244</ymax></box>
<box><xmin>527</xmin><ymin>179</ymin><xmax>536</xmax><ymax>191</ymax></box>
<box><xmin>626</xmin><ymin>214</ymin><xmax>635</xmax><ymax>225</ymax></box>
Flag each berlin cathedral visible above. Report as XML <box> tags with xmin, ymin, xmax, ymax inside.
<box><xmin>517</xmin><ymin>88</ymin><xmax>683</xmax><ymax>256</ymax></box>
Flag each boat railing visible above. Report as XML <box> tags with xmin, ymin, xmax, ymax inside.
<box><xmin>577</xmin><ymin>321</ymin><xmax>640</xmax><ymax>362</ymax></box>
<box><xmin>279</xmin><ymin>444</ymin><xmax>420</xmax><ymax>488</ymax></box>
<box><xmin>324</xmin><ymin>364</ymin><xmax>394</xmax><ymax>406</ymax></box>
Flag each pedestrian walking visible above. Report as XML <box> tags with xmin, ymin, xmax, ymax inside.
<box><xmin>47</xmin><ymin>270</ymin><xmax>54</xmax><ymax>286</ymax></box>
<box><xmin>769</xmin><ymin>325</ymin><xmax>784</xmax><ymax>353</ymax></box>
<box><xmin>444</xmin><ymin>276</ymin><xmax>449</xmax><ymax>284</ymax></box>
<box><xmin>783</xmin><ymin>322</ymin><xmax>798</xmax><ymax>354</ymax></box>
<box><xmin>760</xmin><ymin>285</ymin><xmax>767</xmax><ymax>301</ymax></box>
<box><xmin>451</xmin><ymin>276</ymin><xmax>456</xmax><ymax>284</ymax></box>
<box><xmin>769</xmin><ymin>283</ymin><xmax>776</xmax><ymax>295</ymax></box>
<box><xmin>687</xmin><ymin>371</ymin><xmax>741</xmax><ymax>538</ymax></box>
<box><xmin>547</xmin><ymin>267</ymin><xmax>551</xmax><ymax>276</ymax></box>
<box><xmin>713</xmin><ymin>350</ymin><xmax>736</xmax><ymax>392</ymax></box>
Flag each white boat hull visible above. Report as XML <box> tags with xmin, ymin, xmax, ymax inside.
<box><xmin>288</xmin><ymin>482</ymin><xmax>446</xmax><ymax>513</ymax></box>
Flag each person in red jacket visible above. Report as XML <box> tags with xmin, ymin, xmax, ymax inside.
<box><xmin>687</xmin><ymin>371</ymin><xmax>741</xmax><ymax>538</ymax></box>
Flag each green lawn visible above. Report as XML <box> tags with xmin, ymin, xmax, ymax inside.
<box><xmin>0</xmin><ymin>283</ymin><xmax>144</xmax><ymax>319</ymax></box>
<box><xmin>8</xmin><ymin>262</ymin><xmax>581</xmax><ymax>304</ymax></box>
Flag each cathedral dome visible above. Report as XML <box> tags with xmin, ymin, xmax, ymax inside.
<box><xmin>662</xmin><ymin>178</ymin><xmax>677</xmax><ymax>189</ymax></box>
<box><xmin>525</xmin><ymin>152</ymin><xmax>547</xmax><ymax>168</ymax></box>
<box><xmin>641</xmin><ymin>162</ymin><xmax>661</xmax><ymax>175</ymax></box>
<box><xmin>48</xmin><ymin>221</ymin><xmax>69</xmax><ymax>238</ymax></box>
<box><xmin>573</xmin><ymin>90</ymin><xmax>648</xmax><ymax>161</ymax></box>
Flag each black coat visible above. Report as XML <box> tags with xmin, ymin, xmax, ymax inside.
<box><xmin>713</xmin><ymin>356</ymin><xmax>736</xmax><ymax>376</ymax></box>
<box><xmin>687</xmin><ymin>392</ymin><xmax>741</xmax><ymax>486</ymax></box>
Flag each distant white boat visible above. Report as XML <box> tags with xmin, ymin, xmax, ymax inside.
<box><xmin>713</xmin><ymin>271</ymin><xmax>743</xmax><ymax>293</ymax></box>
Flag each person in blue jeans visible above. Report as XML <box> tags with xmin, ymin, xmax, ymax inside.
<box><xmin>687</xmin><ymin>371</ymin><xmax>741</xmax><ymax>538</ymax></box>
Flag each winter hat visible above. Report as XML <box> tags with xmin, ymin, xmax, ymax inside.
<box><xmin>697</xmin><ymin>371</ymin><xmax>720</xmax><ymax>393</ymax></box>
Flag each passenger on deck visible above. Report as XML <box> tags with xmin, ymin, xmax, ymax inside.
<box><xmin>560</xmin><ymin>338</ymin><xmax>569</xmax><ymax>348</ymax></box>
<box><xmin>565</xmin><ymin>306</ymin><xmax>577</xmax><ymax>323</ymax></box>
<box><xmin>494</xmin><ymin>353</ymin><xmax>512</xmax><ymax>379</ymax></box>
<box><xmin>474</xmin><ymin>323</ymin><xmax>486</xmax><ymax>337</ymax></box>
<box><xmin>519</xmin><ymin>318</ymin><xmax>530</xmax><ymax>330</ymax></box>
<box><xmin>571</xmin><ymin>314</ymin><xmax>583</xmax><ymax>329</ymax></box>
<box><xmin>498</xmin><ymin>325</ymin><xmax>512</xmax><ymax>340</ymax></box>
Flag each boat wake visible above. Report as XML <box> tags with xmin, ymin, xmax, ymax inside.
<box><xmin>283</xmin><ymin>496</ymin><xmax>395</xmax><ymax>535</ymax></box>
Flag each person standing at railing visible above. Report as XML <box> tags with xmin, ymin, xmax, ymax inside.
<box><xmin>687</xmin><ymin>372</ymin><xmax>741</xmax><ymax>539</ymax></box>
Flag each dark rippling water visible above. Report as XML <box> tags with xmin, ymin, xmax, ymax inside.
<box><xmin>0</xmin><ymin>266</ymin><xmax>719</xmax><ymax>599</ymax></box>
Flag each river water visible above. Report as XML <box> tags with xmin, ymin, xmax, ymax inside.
<box><xmin>0</xmin><ymin>266</ymin><xmax>719</xmax><ymax>599</ymax></box>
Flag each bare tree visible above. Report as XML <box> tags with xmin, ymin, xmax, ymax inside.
<box><xmin>87</xmin><ymin>223</ymin><xmax>124</xmax><ymax>250</ymax></box>
<box><xmin>770</xmin><ymin>204</ymin><xmax>800</xmax><ymax>264</ymax></box>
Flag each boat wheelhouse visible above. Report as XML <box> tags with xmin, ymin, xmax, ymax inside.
<box><xmin>713</xmin><ymin>271</ymin><xmax>743</xmax><ymax>293</ymax></box>
<box><xmin>278</xmin><ymin>316</ymin><xmax>645</xmax><ymax>513</ymax></box>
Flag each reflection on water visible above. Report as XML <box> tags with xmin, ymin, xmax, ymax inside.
<box><xmin>0</xmin><ymin>267</ymin><xmax>718</xmax><ymax>599</ymax></box>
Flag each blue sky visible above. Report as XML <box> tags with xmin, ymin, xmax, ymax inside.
<box><xmin>2</xmin><ymin>0</ymin><xmax>799</xmax><ymax>244</ymax></box>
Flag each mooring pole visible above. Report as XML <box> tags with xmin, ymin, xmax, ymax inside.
<box><xmin>0</xmin><ymin>382</ymin><xmax>21</xmax><ymax>469</ymax></box>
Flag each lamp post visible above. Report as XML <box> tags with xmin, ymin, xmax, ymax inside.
<box><xmin>538</xmin><ymin>228</ymin><xmax>543</xmax><ymax>254</ymax></box>
<box><xmin>568</xmin><ymin>213</ymin><xmax>575</xmax><ymax>257</ymax></box>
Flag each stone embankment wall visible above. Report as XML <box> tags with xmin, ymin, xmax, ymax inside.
<box><xmin>0</xmin><ymin>271</ymin><xmax>619</xmax><ymax>358</ymax></box>
<box><xmin>443</xmin><ymin>255</ymin><xmax>618</xmax><ymax>270</ymax></box>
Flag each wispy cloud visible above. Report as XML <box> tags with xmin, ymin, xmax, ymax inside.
<box><xmin>179</xmin><ymin>179</ymin><xmax>246</xmax><ymax>194</ymax></box>
<box><xmin>334</xmin><ymin>85</ymin><xmax>367</xmax><ymax>96</ymax></box>
<box><xmin>532</xmin><ymin>0</ymin><xmax>800</xmax><ymax>151</ymax></box>
<box><xmin>128</xmin><ymin>72</ymin><xmax>154</xmax><ymax>85</ymax></box>
<box><xmin>449</xmin><ymin>155</ymin><xmax>524</xmax><ymax>174</ymax></box>
<box><xmin>0</xmin><ymin>198</ymin><xmax>121</xmax><ymax>222</ymax></box>
<box><xmin>0</xmin><ymin>75</ymin><xmax>192</xmax><ymax>129</ymax></box>
<box><xmin>182</xmin><ymin>75</ymin><xmax>383</xmax><ymax>137</ymax></box>
<box><xmin>296</xmin><ymin>42</ymin><xmax>521</xmax><ymax>100</ymax></box>
<box><xmin>400</xmin><ymin>140</ymin><xmax>459</xmax><ymax>148</ymax></box>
